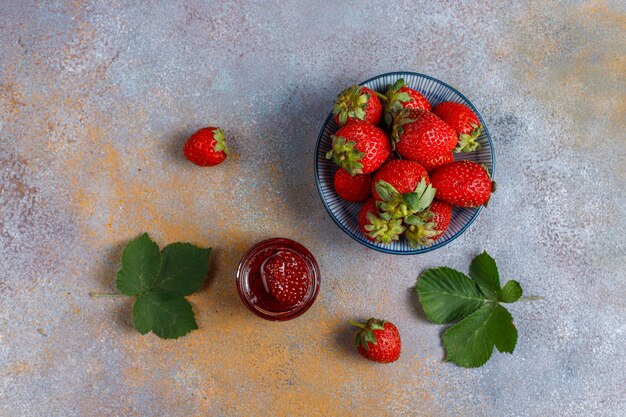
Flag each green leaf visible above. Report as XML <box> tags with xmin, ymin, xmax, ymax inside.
<box><xmin>500</xmin><ymin>280</ymin><xmax>523</xmax><ymax>303</ymax></box>
<box><xmin>132</xmin><ymin>291</ymin><xmax>198</xmax><ymax>339</ymax></box>
<box><xmin>469</xmin><ymin>251</ymin><xmax>501</xmax><ymax>300</ymax></box>
<box><xmin>443</xmin><ymin>303</ymin><xmax>497</xmax><ymax>368</ymax></box>
<box><xmin>487</xmin><ymin>304</ymin><xmax>518</xmax><ymax>353</ymax></box>
<box><xmin>155</xmin><ymin>243</ymin><xmax>212</xmax><ymax>296</ymax></box>
<box><xmin>116</xmin><ymin>233</ymin><xmax>161</xmax><ymax>296</ymax></box>
<box><xmin>416</xmin><ymin>267</ymin><xmax>484</xmax><ymax>324</ymax></box>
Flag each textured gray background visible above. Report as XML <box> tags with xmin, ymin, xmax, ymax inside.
<box><xmin>1</xmin><ymin>1</ymin><xmax>625</xmax><ymax>416</ymax></box>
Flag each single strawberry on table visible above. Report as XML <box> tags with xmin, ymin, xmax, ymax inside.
<box><xmin>262</xmin><ymin>250</ymin><xmax>310</xmax><ymax>306</ymax></box>
<box><xmin>184</xmin><ymin>127</ymin><xmax>230</xmax><ymax>166</ymax></box>
<box><xmin>326</xmin><ymin>122</ymin><xmax>391</xmax><ymax>175</ymax></box>
<box><xmin>430</xmin><ymin>161</ymin><xmax>495</xmax><ymax>207</ymax></box>
<box><xmin>433</xmin><ymin>101</ymin><xmax>483</xmax><ymax>153</ymax></box>
<box><xmin>333</xmin><ymin>85</ymin><xmax>382</xmax><ymax>127</ymax></box>
<box><xmin>404</xmin><ymin>200</ymin><xmax>453</xmax><ymax>248</ymax></box>
<box><xmin>349</xmin><ymin>318</ymin><xmax>401</xmax><ymax>363</ymax></box>
<box><xmin>391</xmin><ymin>109</ymin><xmax>457</xmax><ymax>166</ymax></box>
<box><xmin>381</xmin><ymin>78</ymin><xmax>431</xmax><ymax>126</ymax></box>
<box><xmin>358</xmin><ymin>198</ymin><xmax>404</xmax><ymax>244</ymax></box>
<box><xmin>333</xmin><ymin>169</ymin><xmax>372</xmax><ymax>203</ymax></box>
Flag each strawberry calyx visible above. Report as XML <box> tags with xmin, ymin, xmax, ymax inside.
<box><xmin>212</xmin><ymin>128</ymin><xmax>230</xmax><ymax>155</ymax></box>
<box><xmin>348</xmin><ymin>318</ymin><xmax>387</xmax><ymax>350</ymax></box>
<box><xmin>332</xmin><ymin>85</ymin><xmax>370</xmax><ymax>126</ymax></box>
<box><xmin>326</xmin><ymin>135</ymin><xmax>365</xmax><ymax>175</ymax></box>
<box><xmin>404</xmin><ymin>211</ymin><xmax>440</xmax><ymax>248</ymax></box>
<box><xmin>375</xmin><ymin>178</ymin><xmax>436</xmax><ymax>220</ymax></box>
<box><xmin>382</xmin><ymin>78</ymin><xmax>413</xmax><ymax>126</ymax></box>
<box><xmin>454</xmin><ymin>123</ymin><xmax>482</xmax><ymax>153</ymax></box>
<box><xmin>390</xmin><ymin>108</ymin><xmax>417</xmax><ymax>149</ymax></box>
<box><xmin>364</xmin><ymin>211</ymin><xmax>405</xmax><ymax>244</ymax></box>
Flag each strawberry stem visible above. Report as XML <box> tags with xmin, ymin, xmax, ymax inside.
<box><xmin>347</xmin><ymin>320</ymin><xmax>366</xmax><ymax>329</ymax></box>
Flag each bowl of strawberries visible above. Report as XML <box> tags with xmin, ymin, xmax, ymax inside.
<box><xmin>315</xmin><ymin>72</ymin><xmax>495</xmax><ymax>254</ymax></box>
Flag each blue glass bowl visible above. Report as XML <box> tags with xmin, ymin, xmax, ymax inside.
<box><xmin>314</xmin><ymin>72</ymin><xmax>495</xmax><ymax>255</ymax></box>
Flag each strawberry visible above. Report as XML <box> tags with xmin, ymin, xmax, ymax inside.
<box><xmin>184</xmin><ymin>127</ymin><xmax>229</xmax><ymax>166</ymax></box>
<box><xmin>371</xmin><ymin>159</ymin><xmax>429</xmax><ymax>201</ymax></box>
<box><xmin>420</xmin><ymin>152</ymin><xmax>454</xmax><ymax>172</ymax></box>
<box><xmin>381</xmin><ymin>78</ymin><xmax>431</xmax><ymax>126</ymax></box>
<box><xmin>433</xmin><ymin>101</ymin><xmax>483</xmax><ymax>152</ymax></box>
<box><xmin>326</xmin><ymin>122</ymin><xmax>391</xmax><ymax>175</ymax></box>
<box><xmin>333</xmin><ymin>169</ymin><xmax>372</xmax><ymax>203</ymax></box>
<box><xmin>430</xmin><ymin>161</ymin><xmax>495</xmax><ymax>207</ymax></box>
<box><xmin>349</xmin><ymin>318</ymin><xmax>401</xmax><ymax>363</ymax></box>
<box><xmin>404</xmin><ymin>200</ymin><xmax>452</xmax><ymax>248</ymax></box>
<box><xmin>357</xmin><ymin>198</ymin><xmax>404</xmax><ymax>244</ymax></box>
<box><xmin>262</xmin><ymin>250</ymin><xmax>310</xmax><ymax>306</ymax></box>
<box><xmin>392</xmin><ymin>109</ymin><xmax>457</xmax><ymax>165</ymax></box>
<box><xmin>333</xmin><ymin>85</ymin><xmax>382</xmax><ymax>126</ymax></box>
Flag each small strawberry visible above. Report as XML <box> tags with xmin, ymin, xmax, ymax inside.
<box><xmin>392</xmin><ymin>109</ymin><xmax>457</xmax><ymax>165</ymax></box>
<box><xmin>381</xmin><ymin>78</ymin><xmax>431</xmax><ymax>126</ymax></box>
<box><xmin>184</xmin><ymin>127</ymin><xmax>229</xmax><ymax>166</ymax></box>
<box><xmin>433</xmin><ymin>102</ymin><xmax>483</xmax><ymax>153</ymax></box>
<box><xmin>349</xmin><ymin>318</ymin><xmax>401</xmax><ymax>363</ymax></box>
<box><xmin>326</xmin><ymin>122</ymin><xmax>391</xmax><ymax>175</ymax></box>
<box><xmin>430</xmin><ymin>161</ymin><xmax>495</xmax><ymax>207</ymax></box>
<box><xmin>333</xmin><ymin>85</ymin><xmax>382</xmax><ymax>126</ymax></box>
<box><xmin>420</xmin><ymin>152</ymin><xmax>454</xmax><ymax>172</ymax></box>
<box><xmin>358</xmin><ymin>198</ymin><xmax>404</xmax><ymax>244</ymax></box>
<box><xmin>333</xmin><ymin>169</ymin><xmax>372</xmax><ymax>203</ymax></box>
<box><xmin>372</xmin><ymin>159</ymin><xmax>429</xmax><ymax>201</ymax></box>
<box><xmin>404</xmin><ymin>200</ymin><xmax>453</xmax><ymax>248</ymax></box>
<box><xmin>262</xmin><ymin>250</ymin><xmax>310</xmax><ymax>306</ymax></box>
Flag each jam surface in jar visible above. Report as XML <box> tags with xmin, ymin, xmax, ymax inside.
<box><xmin>236</xmin><ymin>238</ymin><xmax>320</xmax><ymax>321</ymax></box>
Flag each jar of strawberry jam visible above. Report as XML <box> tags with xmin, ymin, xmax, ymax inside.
<box><xmin>236</xmin><ymin>238</ymin><xmax>320</xmax><ymax>321</ymax></box>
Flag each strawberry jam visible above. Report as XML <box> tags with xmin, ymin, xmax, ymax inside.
<box><xmin>236</xmin><ymin>238</ymin><xmax>320</xmax><ymax>321</ymax></box>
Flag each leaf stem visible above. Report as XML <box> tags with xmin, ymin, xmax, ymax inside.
<box><xmin>89</xmin><ymin>292</ymin><xmax>128</xmax><ymax>298</ymax></box>
<box><xmin>518</xmin><ymin>296</ymin><xmax>544</xmax><ymax>301</ymax></box>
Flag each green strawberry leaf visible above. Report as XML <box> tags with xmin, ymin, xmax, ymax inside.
<box><xmin>469</xmin><ymin>251</ymin><xmax>501</xmax><ymax>300</ymax></box>
<box><xmin>415</xmin><ymin>267</ymin><xmax>484</xmax><ymax>324</ymax></box>
<box><xmin>487</xmin><ymin>304</ymin><xmax>518</xmax><ymax>353</ymax></box>
<box><xmin>155</xmin><ymin>243</ymin><xmax>212</xmax><ymax>296</ymax></box>
<box><xmin>500</xmin><ymin>280</ymin><xmax>523</xmax><ymax>303</ymax></box>
<box><xmin>116</xmin><ymin>233</ymin><xmax>161</xmax><ymax>296</ymax></box>
<box><xmin>442</xmin><ymin>303</ymin><xmax>497</xmax><ymax>368</ymax></box>
<box><xmin>132</xmin><ymin>291</ymin><xmax>198</xmax><ymax>339</ymax></box>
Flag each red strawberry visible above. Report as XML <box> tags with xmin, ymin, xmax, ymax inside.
<box><xmin>382</xmin><ymin>78</ymin><xmax>431</xmax><ymax>126</ymax></box>
<box><xmin>404</xmin><ymin>200</ymin><xmax>452</xmax><ymax>248</ymax></box>
<box><xmin>326</xmin><ymin>122</ymin><xmax>391</xmax><ymax>175</ymax></box>
<box><xmin>430</xmin><ymin>161</ymin><xmax>495</xmax><ymax>207</ymax></box>
<box><xmin>184</xmin><ymin>127</ymin><xmax>229</xmax><ymax>166</ymax></box>
<box><xmin>372</xmin><ymin>159</ymin><xmax>429</xmax><ymax>201</ymax></box>
<box><xmin>433</xmin><ymin>102</ymin><xmax>483</xmax><ymax>152</ymax></box>
<box><xmin>333</xmin><ymin>86</ymin><xmax>382</xmax><ymax>126</ymax></box>
<box><xmin>421</xmin><ymin>152</ymin><xmax>454</xmax><ymax>172</ymax></box>
<box><xmin>334</xmin><ymin>169</ymin><xmax>372</xmax><ymax>203</ymax></box>
<box><xmin>262</xmin><ymin>250</ymin><xmax>310</xmax><ymax>306</ymax></box>
<box><xmin>358</xmin><ymin>198</ymin><xmax>404</xmax><ymax>244</ymax></box>
<box><xmin>392</xmin><ymin>109</ymin><xmax>457</xmax><ymax>165</ymax></box>
<box><xmin>349</xmin><ymin>318</ymin><xmax>401</xmax><ymax>363</ymax></box>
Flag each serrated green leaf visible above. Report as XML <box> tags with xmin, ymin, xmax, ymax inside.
<box><xmin>469</xmin><ymin>251</ymin><xmax>501</xmax><ymax>300</ymax></box>
<box><xmin>116</xmin><ymin>233</ymin><xmax>161</xmax><ymax>296</ymax></box>
<box><xmin>155</xmin><ymin>243</ymin><xmax>212</xmax><ymax>296</ymax></box>
<box><xmin>487</xmin><ymin>304</ymin><xmax>517</xmax><ymax>353</ymax></box>
<box><xmin>443</xmin><ymin>303</ymin><xmax>496</xmax><ymax>368</ymax></box>
<box><xmin>500</xmin><ymin>280</ymin><xmax>523</xmax><ymax>303</ymax></box>
<box><xmin>132</xmin><ymin>291</ymin><xmax>198</xmax><ymax>339</ymax></box>
<box><xmin>416</xmin><ymin>267</ymin><xmax>484</xmax><ymax>324</ymax></box>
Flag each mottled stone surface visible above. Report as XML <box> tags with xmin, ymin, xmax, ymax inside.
<box><xmin>1</xmin><ymin>1</ymin><xmax>624</xmax><ymax>416</ymax></box>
